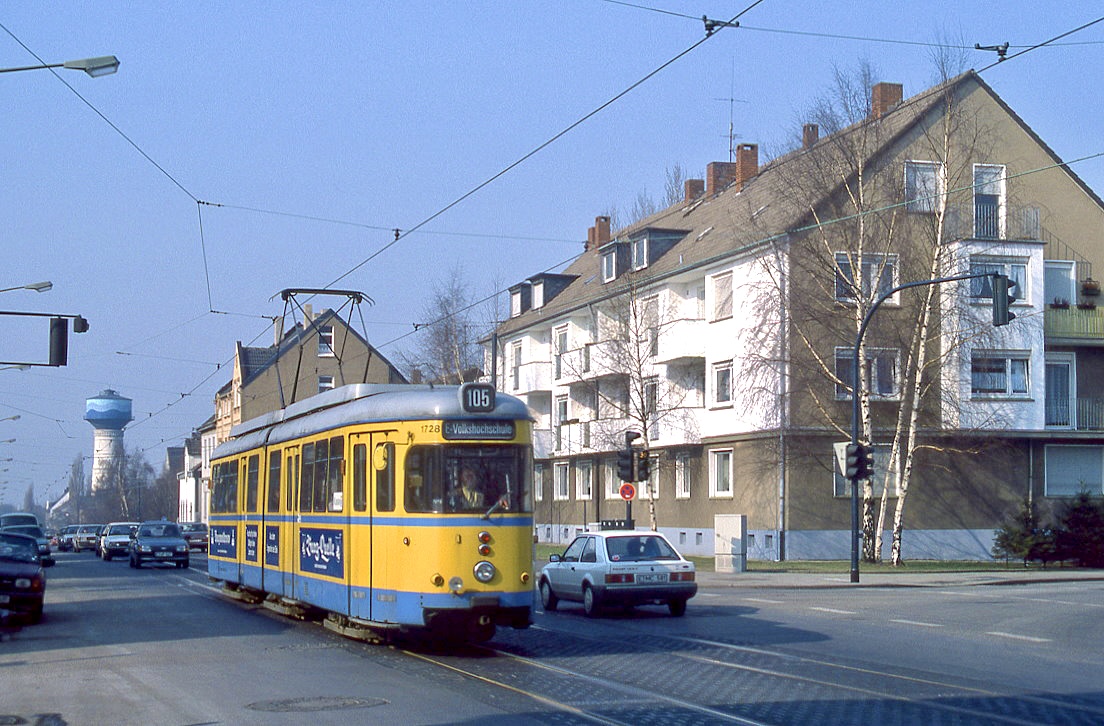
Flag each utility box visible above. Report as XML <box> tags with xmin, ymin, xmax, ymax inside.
<box><xmin>714</xmin><ymin>514</ymin><xmax>747</xmax><ymax>573</ymax></box>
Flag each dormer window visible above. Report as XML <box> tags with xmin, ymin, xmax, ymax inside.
<box><xmin>631</xmin><ymin>237</ymin><xmax>648</xmax><ymax>270</ymax></box>
<box><xmin>510</xmin><ymin>290</ymin><xmax>523</xmax><ymax>318</ymax></box>
<box><xmin>532</xmin><ymin>281</ymin><xmax>545</xmax><ymax>309</ymax></box>
<box><xmin>602</xmin><ymin>250</ymin><xmax>616</xmax><ymax>283</ymax></box>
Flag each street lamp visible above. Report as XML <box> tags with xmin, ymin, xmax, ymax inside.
<box><xmin>0</xmin><ymin>415</ymin><xmax>19</xmax><ymax>422</ymax></box>
<box><xmin>0</xmin><ymin>56</ymin><xmax>119</xmax><ymax>78</ymax></box>
<box><xmin>0</xmin><ymin>281</ymin><xmax>52</xmax><ymax>294</ymax></box>
<box><xmin>0</xmin><ymin>439</ymin><xmax>14</xmax><ymax>444</ymax></box>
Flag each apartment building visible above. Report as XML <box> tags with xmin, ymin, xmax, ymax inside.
<box><xmin>493</xmin><ymin>71</ymin><xmax>1104</xmax><ymax>560</ymax></box>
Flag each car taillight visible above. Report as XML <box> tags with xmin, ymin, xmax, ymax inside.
<box><xmin>604</xmin><ymin>573</ymin><xmax>635</xmax><ymax>584</ymax></box>
<box><xmin>670</xmin><ymin>571</ymin><xmax>695</xmax><ymax>582</ymax></box>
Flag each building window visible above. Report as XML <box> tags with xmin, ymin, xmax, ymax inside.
<box><xmin>632</xmin><ymin>237</ymin><xmax>648</xmax><ymax>270</ymax></box>
<box><xmin>510</xmin><ymin>290</ymin><xmax>523</xmax><ymax>318</ymax></box>
<box><xmin>553</xmin><ymin>462</ymin><xmax>570</xmax><ymax>501</ymax></box>
<box><xmin>532</xmin><ymin>281</ymin><xmax>545</xmax><ymax>309</ymax></box>
<box><xmin>974</xmin><ymin>164</ymin><xmax>1006</xmax><ymax>239</ymax></box>
<box><xmin>642</xmin><ymin>296</ymin><xmax>659</xmax><ymax>357</ymax></box>
<box><xmin>972</xmin><ymin>352</ymin><xmax>1029</xmax><ymax>396</ymax></box>
<box><xmin>318</xmin><ymin>326</ymin><xmax>335</xmax><ymax>357</ymax></box>
<box><xmin>582</xmin><ymin>342</ymin><xmax>592</xmax><ymax>373</ymax></box>
<box><xmin>675</xmin><ymin>453</ymin><xmax>691</xmax><ymax>499</ymax></box>
<box><xmin>969</xmin><ymin>258</ymin><xmax>1027</xmax><ymax>302</ymax></box>
<box><xmin>576</xmin><ymin>461</ymin><xmax>593</xmax><ymax>500</ymax></box>
<box><xmin>604</xmin><ymin>459</ymin><xmax>620</xmax><ymax>499</ymax></box>
<box><xmin>709</xmin><ymin>449</ymin><xmax>733</xmax><ymax>498</ymax></box>
<box><xmin>318</xmin><ymin>375</ymin><xmax>335</xmax><ymax>393</ymax></box>
<box><xmin>835</xmin><ymin>253</ymin><xmax>897</xmax><ymax>302</ymax></box>
<box><xmin>905</xmin><ymin>160</ymin><xmax>942</xmax><ymax>213</ymax></box>
<box><xmin>554</xmin><ymin>326</ymin><xmax>568</xmax><ymax>380</ymax></box>
<box><xmin>554</xmin><ymin>395</ymin><xmax>569</xmax><ymax>451</ymax></box>
<box><xmin>645</xmin><ymin>378</ymin><xmax>658</xmax><ymax>440</ymax></box>
<box><xmin>712</xmin><ymin>362</ymin><xmax>733</xmax><ymax>406</ymax></box>
<box><xmin>602</xmin><ymin>250</ymin><xmax>616</xmax><ymax>282</ymax></box>
<box><xmin>835</xmin><ymin>348</ymin><xmax>899</xmax><ymax>399</ymax></box>
<box><xmin>1045</xmin><ymin>356</ymin><xmax>1074</xmax><ymax>427</ymax></box>
<box><xmin>1044</xmin><ymin>445</ymin><xmax>1103</xmax><ymax>496</ymax></box>
<box><xmin>711</xmin><ymin>271</ymin><xmax>733</xmax><ymax>321</ymax></box>
<box><xmin>510</xmin><ymin>342</ymin><xmax>522</xmax><ymax>391</ymax></box>
<box><xmin>533</xmin><ymin>463</ymin><xmax>544</xmax><ymax>502</ymax></box>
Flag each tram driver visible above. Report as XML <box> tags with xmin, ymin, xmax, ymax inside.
<box><xmin>449</xmin><ymin>466</ymin><xmax>485</xmax><ymax>510</ymax></box>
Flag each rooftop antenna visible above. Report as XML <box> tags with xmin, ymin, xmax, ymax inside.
<box><xmin>714</xmin><ymin>58</ymin><xmax>749</xmax><ymax>162</ymax></box>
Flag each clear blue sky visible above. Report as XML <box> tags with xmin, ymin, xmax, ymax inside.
<box><xmin>1</xmin><ymin>2</ymin><xmax>1101</xmax><ymax>508</ymax></box>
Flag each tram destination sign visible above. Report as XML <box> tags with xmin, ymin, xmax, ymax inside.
<box><xmin>443</xmin><ymin>419</ymin><xmax>515</xmax><ymax>440</ymax></box>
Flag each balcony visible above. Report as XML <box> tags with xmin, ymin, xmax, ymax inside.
<box><xmin>1046</xmin><ymin>397</ymin><xmax>1104</xmax><ymax>431</ymax></box>
<box><xmin>944</xmin><ymin>202</ymin><xmax>1041</xmax><ymax>242</ymax></box>
<box><xmin>655</xmin><ymin>318</ymin><xmax>706</xmax><ymax>365</ymax></box>
<box><xmin>510</xmin><ymin>361</ymin><xmax>552</xmax><ymax>394</ymax></box>
<box><xmin>1044</xmin><ymin>305</ymin><xmax>1104</xmax><ymax>344</ymax></box>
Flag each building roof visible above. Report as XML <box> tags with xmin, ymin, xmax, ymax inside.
<box><xmin>496</xmin><ymin>70</ymin><xmax>1103</xmax><ymax>336</ymax></box>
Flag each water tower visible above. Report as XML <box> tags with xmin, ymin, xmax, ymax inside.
<box><xmin>84</xmin><ymin>389</ymin><xmax>133</xmax><ymax>491</ymax></box>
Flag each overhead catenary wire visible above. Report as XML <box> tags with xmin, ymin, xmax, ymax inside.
<box><xmin>4</xmin><ymin>8</ymin><xmax>1103</xmax><ymax>474</ymax></box>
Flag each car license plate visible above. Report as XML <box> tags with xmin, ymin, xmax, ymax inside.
<box><xmin>636</xmin><ymin>573</ymin><xmax>668</xmax><ymax>584</ymax></box>
<box><xmin>155</xmin><ymin>552</ymin><xmax>172</xmax><ymax>557</ymax></box>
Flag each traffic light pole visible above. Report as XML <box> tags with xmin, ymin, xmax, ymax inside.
<box><xmin>848</xmin><ymin>271</ymin><xmax>997</xmax><ymax>583</ymax></box>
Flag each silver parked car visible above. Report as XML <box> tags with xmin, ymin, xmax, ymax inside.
<box><xmin>538</xmin><ymin>530</ymin><xmax>697</xmax><ymax>617</ymax></box>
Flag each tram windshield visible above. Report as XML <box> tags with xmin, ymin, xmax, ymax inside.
<box><xmin>404</xmin><ymin>444</ymin><xmax>532</xmax><ymax>514</ymax></box>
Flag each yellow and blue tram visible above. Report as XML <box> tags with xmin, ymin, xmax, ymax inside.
<box><xmin>208</xmin><ymin>382</ymin><xmax>534</xmax><ymax>641</ymax></box>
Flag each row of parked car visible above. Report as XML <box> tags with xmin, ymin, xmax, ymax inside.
<box><xmin>56</xmin><ymin>521</ymin><xmax>209</xmax><ymax>557</ymax></box>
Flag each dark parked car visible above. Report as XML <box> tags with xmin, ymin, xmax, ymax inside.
<box><xmin>0</xmin><ymin>524</ymin><xmax>55</xmax><ymax>565</ymax></box>
<box><xmin>179</xmin><ymin>522</ymin><xmax>208</xmax><ymax>551</ymax></box>
<box><xmin>0</xmin><ymin>531</ymin><xmax>53</xmax><ymax>624</ymax></box>
<box><xmin>538</xmin><ymin>531</ymin><xmax>698</xmax><ymax>617</ymax></box>
<box><xmin>128</xmin><ymin>521</ymin><xmax>189</xmax><ymax>569</ymax></box>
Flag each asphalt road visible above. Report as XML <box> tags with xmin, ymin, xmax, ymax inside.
<box><xmin>2</xmin><ymin>553</ymin><xmax>1102</xmax><ymax>725</ymax></box>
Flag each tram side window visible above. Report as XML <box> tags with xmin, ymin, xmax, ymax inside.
<box><xmin>313</xmin><ymin>439</ymin><xmax>329</xmax><ymax>513</ymax></box>
<box><xmin>300</xmin><ymin>443</ymin><xmax>316</xmax><ymax>513</ymax></box>
<box><xmin>404</xmin><ymin>448</ymin><xmax>440</xmax><ymax>513</ymax></box>
<box><xmin>328</xmin><ymin>436</ymin><xmax>344</xmax><ymax>512</ymax></box>
<box><xmin>376</xmin><ymin>442</ymin><xmax>395</xmax><ymax>512</ymax></box>
<box><xmin>353</xmin><ymin>444</ymin><xmax>368</xmax><ymax>512</ymax></box>
<box><xmin>212</xmin><ymin>461</ymin><xmax>238</xmax><ymax>514</ymax></box>
<box><xmin>245</xmin><ymin>454</ymin><xmax>260</xmax><ymax>513</ymax></box>
<box><xmin>267</xmin><ymin>450</ymin><xmax>281</xmax><ymax>513</ymax></box>
<box><xmin>286</xmin><ymin>453</ymin><xmax>296</xmax><ymax>513</ymax></box>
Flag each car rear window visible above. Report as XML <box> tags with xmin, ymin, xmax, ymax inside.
<box><xmin>605</xmin><ymin>535</ymin><xmax>678</xmax><ymax>562</ymax></box>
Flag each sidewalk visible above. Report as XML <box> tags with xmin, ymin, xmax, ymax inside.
<box><xmin>696</xmin><ymin>567</ymin><xmax>1104</xmax><ymax>589</ymax></box>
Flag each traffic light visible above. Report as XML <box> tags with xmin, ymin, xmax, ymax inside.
<box><xmin>636</xmin><ymin>450</ymin><xmax>651</xmax><ymax>482</ymax></box>
<box><xmin>49</xmin><ymin>317</ymin><xmax>68</xmax><ymax>367</ymax></box>
<box><xmin>617</xmin><ymin>446</ymin><xmax>635</xmax><ymax>482</ymax></box>
<box><xmin>856</xmin><ymin>444</ymin><xmax>875</xmax><ymax>480</ymax></box>
<box><xmin>992</xmin><ymin>273</ymin><xmax>1018</xmax><ymax>327</ymax></box>
<box><xmin>844</xmin><ymin>444</ymin><xmax>861</xmax><ymax>479</ymax></box>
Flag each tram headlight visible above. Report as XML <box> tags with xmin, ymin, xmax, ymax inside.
<box><xmin>473</xmin><ymin>560</ymin><xmax>496</xmax><ymax>584</ymax></box>
<box><xmin>449</xmin><ymin>576</ymin><xmax>464</xmax><ymax>593</ymax></box>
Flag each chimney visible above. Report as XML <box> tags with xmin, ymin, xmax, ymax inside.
<box><xmin>303</xmin><ymin>304</ymin><xmax>313</xmax><ymax>323</ymax></box>
<box><xmin>802</xmin><ymin>123</ymin><xmax>819</xmax><ymax>149</ymax></box>
<box><xmin>734</xmin><ymin>143</ymin><xmax>758</xmax><ymax>191</ymax></box>
<box><xmin>871</xmin><ymin>82</ymin><xmax>903</xmax><ymax>119</ymax></box>
<box><xmin>684</xmin><ymin>179</ymin><xmax>705</xmax><ymax>202</ymax></box>
<box><xmin>586</xmin><ymin>215</ymin><xmax>611</xmax><ymax>251</ymax></box>
<box><xmin>706</xmin><ymin>161</ymin><xmax>737</xmax><ymax>197</ymax></box>
<box><xmin>273</xmin><ymin>316</ymin><xmax>284</xmax><ymax>346</ymax></box>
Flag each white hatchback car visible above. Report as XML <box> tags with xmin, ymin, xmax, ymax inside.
<box><xmin>538</xmin><ymin>530</ymin><xmax>697</xmax><ymax>617</ymax></box>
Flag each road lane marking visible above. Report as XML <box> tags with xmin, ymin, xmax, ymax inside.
<box><xmin>742</xmin><ymin>597</ymin><xmax>785</xmax><ymax>604</ymax></box>
<box><xmin>890</xmin><ymin>619</ymin><xmax>943</xmax><ymax>628</ymax></box>
<box><xmin>986</xmin><ymin>631</ymin><xmax>1051</xmax><ymax>643</ymax></box>
<box><xmin>809</xmin><ymin>606</ymin><xmax>856</xmax><ymax>615</ymax></box>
